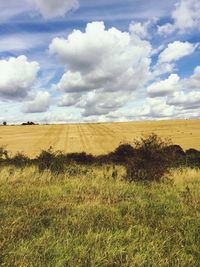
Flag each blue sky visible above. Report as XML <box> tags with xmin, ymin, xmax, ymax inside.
<box><xmin>0</xmin><ymin>0</ymin><xmax>200</xmax><ymax>124</ymax></box>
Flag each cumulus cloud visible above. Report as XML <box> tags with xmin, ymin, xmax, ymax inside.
<box><xmin>141</xmin><ymin>98</ymin><xmax>176</xmax><ymax>118</ymax></box>
<box><xmin>109</xmin><ymin>98</ymin><xmax>176</xmax><ymax>120</ymax></box>
<box><xmin>30</xmin><ymin>0</ymin><xmax>79</xmax><ymax>18</ymax></box>
<box><xmin>158</xmin><ymin>0</ymin><xmax>200</xmax><ymax>35</ymax></box>
<box><xmin>58</xmin><ymin>92</ymin><xmax>82</xmax><ymax>107</ymax></box>
<box><xmin>54</xmin><ymin>71</ymin><xmax>94</xmax><ymax>93</ymax></box>
<box><xmin>129</xmin><ymin>20</ymin><xmax>152</xmax><ymax>39</ymax></box>
<box><xmin>172</xmin><ymin>0</ymin><xmax>200</xmax><ymax>32</ymax></box>
<box><xmin>0</xmin><ymin>56</ymin><xmax>40</xmax><ymax>100</ymax></box>
<box><xmin>22</xmin><ymin>91</ymin><xmax>50</xmax><ymax>113</ymax></box>
<box><xmin>157</xmin><ymin>23</ymin><xmax>174</xmax><ymax>36</ymax></box>
<box><xmin>153</xmin><ymin>41</ymin><xmax>197</xmax><ymax>76</ymax></box>
<box><xmin>158</xmin><ymin>41</ymin><xmax>197</xmax><ymax>64</ymax></box>
<box><xmin>110</xmin><ymin>94</ymin><xmax>200</xmax><ymax>120</ymax></box>
<box><xmin>50</xmin><ymin>21</ymin><xmax>152</xmax><ymax>116</ymax></box>
<box><xmin>147</xmin><ymin>74</ymin><xmax>181</xmax><ymax>97</ymax></box>
<box><xmin>78</xmin><ymin>90</ymin><xmax>131</xmax><ymax>117</ymax></box>
<box><xmin>167</xmin><ymin>91</ymin><xmax>200</xmax><ymax>109</ymax></box>
<box><xmin>186</xmin><ymin>65</ymin><xmax>200</xmax><ymax>89</ymax></box>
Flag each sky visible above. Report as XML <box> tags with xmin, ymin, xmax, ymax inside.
<box><xmin>0</xmin><ymin>0</ymin><xmax>200</xmax><ymax>124</ymax></box>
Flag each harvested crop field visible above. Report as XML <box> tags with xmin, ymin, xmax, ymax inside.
<box><xmin>0</xmin><ymin>119</ymin><xmax>200</xmax><ymax>157</ymax></box>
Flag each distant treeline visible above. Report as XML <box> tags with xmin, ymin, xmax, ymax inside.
<box><xmin>1</xmin><ymin>121</ymin><xmax>38</xmax><ymax>126</ymax></box>
<box><xmin>21</xmin><ymin>121</ymin><xmax>38</xmax><ymax>126</ymax></box>
<box><xmin>1</xmin><ymin>133</ymin><xmax>200</xmax><ymax>182</ymax></box>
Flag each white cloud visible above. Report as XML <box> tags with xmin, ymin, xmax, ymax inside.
<box><xmin>50</xmin><ymin>21</ymin><xmax>152</xmax><ymax>116</ymax></box>
<box><xmin>153</xmin><ymin>63</ymin><xmax>175</xmax><ymax>77</ymax></box>
<box><xmin>141</xmin><ymin>98</ymin><xmax>176</xmax><ymax>118</ymax></box>
<box><xmin>187</xmin><ymin>65</ymin><xmax>200</xmax><ymax>89</ymax></box>
<box><xmin>31</xmin><ymin>0</ymin><xmax>79</xmax><ymax>18</ymax></box>
<box><xmin>172</xmin><ymin>0</ymin><xmax>200</xmax><ymax>32</ymax></box>
<box><xmin>78</xmin><ymin>90</ymin><xmax>131</xmax><ymax>117</ymax></box>
<box><xmin>54</xmin><ymin>71</ymin><xmax>94</xmax><ymax>93</ymax></box>
<box><xmin>129</xmin><ymin>20</ymin><xmax>151</xmax><ymax>39</ymax></box>
<box><xmin>0</xmin><ymin>32</ymin><xmax>68</xmax><ymax>52</ymax></box>
<box><xmin>109</xmin><ymin>98</ymin><xmax>176</xmax><ymax>120</ymax></box>
<box><xmin>158</xmin><ymin>0</ymin><xmax>200</xmax><ymax>35</ymax></box>
<box><xmin>157</xmin><ymin>23</ymin><xmax>175</xmax><ymax>36</ymax></box>
<box><xmin>58</xmin><ymin>92</ymin><xmax>82</xmax><ymax>106</ymax></box>
<box><xmin>22</xmin><ymin>91</ymin><xmax>50</xmax><ymax>113</ymax></box>
<box><xmin>0</xmin><ymin>34</ymin><xmax>47</xmax><ymax>52</ymax></box>
<box><xmin>158</xmin><ymin>41</ymin><xmax>197</xmax><ymax>64</ymax></box>
<box><xmin>0</xmin><ymin>1</ymin><xmax>30</xmax><ymax>22</ymax></box>
<box><xmin>0</xmin><ymin>56</ymin><xmax>40</xmax><ymax>100</ymax></box>
<box><xmin>147</xmin><ymin>74</ymin><xmax>181</xmax><ymax>97</ymax></box>
<box><xmin>167</xmin><ymin>91</ymin><xmax>200</xmax><ymax>109</ymax></box>
<box><xmin>153</xmin><ymin>41</ymin><xmax>198</xmax><ymax>76</ymax></box>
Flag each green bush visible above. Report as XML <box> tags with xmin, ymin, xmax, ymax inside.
<box><xmin>109</xmin><ymin>143</ymin><xmax>135</xmax><ymax>164</ymax></box>
<box><xmin>36</xmin><ymin>147</ymin><xmax>65</xmax><ymax>174</ymax></box>
<box><xmin>10</xmin><ymin>152</ymin><xmax>30</xmax><ymax>167</ymax></box>
<box><xmin>126</xmin><ymin>133</ymin><xmax>173</xmax><ymax>182</ymax></box>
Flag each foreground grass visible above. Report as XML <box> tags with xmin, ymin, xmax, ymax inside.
<box><xmin>0</xmin><ymin>165</ymin><xmax>200</xmax><ymax>267</ymax></box>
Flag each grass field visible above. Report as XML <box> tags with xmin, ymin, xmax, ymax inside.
<box><xmin>0</xmin><ymin>119</ymin><xmax>200</xmax><ymax>157</ymax></box>
<box><xmin>0</xmin><ymin>165</ymin><xmax>200</xmax><ymax>266</ymax></box>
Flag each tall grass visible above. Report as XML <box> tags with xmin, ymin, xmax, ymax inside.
<box><xmin>0</xmin><ymin>165</ymin><xmax>200</xmax><ymax>266</ymax></box>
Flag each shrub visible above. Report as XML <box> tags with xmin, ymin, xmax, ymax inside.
<box><xmin>36</xmin><ymin>148</ymin><xmax>65</xmax><ymax>174</ymax></box>
<box><xmin>186</xmin><ymin>148</ymin><xmax>200</xmax><ymax>168</ymax></box>
<box><xmin>66</xmin><ymin>152</ymin><xmax>95</xmax><ymax>165</ymax></box>
<box><xmin>126</xmin><ymin>133</ymin><xmax>173</xmax><ymax>182</ymax></box>
<box><xmin>10</xmin><ymin>153</ymin><xmax>31</xmax><ymax>167</ymax></box>
<box><xmin>164</xmin><ymin>145</ymin><xmax>186</xmax><ymax>167</ymax></box>
<box><xmin>94</xmin><ymin>154</ymin><xmax>110</xmax><ymax>165</ymax></box>
<box><xmin>109</xmin><ymin>144</ymin><xmax>135</xmax><ymax>164</ymax></box>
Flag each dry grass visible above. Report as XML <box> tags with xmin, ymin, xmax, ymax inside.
<box><xmin>0</xmin><ymin>119</ymin><xmax>200</xmax><ymax>157</ymax></box>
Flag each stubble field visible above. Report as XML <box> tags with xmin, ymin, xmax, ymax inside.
<box><xmin>0</xmin><ymin>119</ymin><xmax>200</xmax><ymax>157</ymax></box>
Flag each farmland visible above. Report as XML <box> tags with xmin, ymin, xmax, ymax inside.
<box><xmin>0</xmin><ymin>119</ymin><xmax>200</xmax><ymax>157</ymax></box>
<box><xmin>1</xmin><ymin>121</ymin><xmax>200</xmax><ymax>266</ymax></box>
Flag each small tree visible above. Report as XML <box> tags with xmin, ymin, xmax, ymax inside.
<box><xmin>3</xmin><ymin>121</ymin><xmax>7</xmax><ymax>126</ymax></box>
<box><xmin>126</xmin><ymin>133</ymin><xmax>173</xmax><ymax>182</ymax></box>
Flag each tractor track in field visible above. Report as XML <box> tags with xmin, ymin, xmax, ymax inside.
<box><xmin>49</xmin><ymin>125</ymin><xmax>65</xmax><ymax>149</ymax></box>
<box><xmin>86</xmin><ymin>124</ymin><xmax>106</xmax><ymax>153</ymax></box>
<box><xmin>86</xmin><ymin>124</ymin><xmax>118</xmax><ymax>153</ymax></box>
<box><xmin>34</xmin><ymin>125</ymin><xmax>63</xmax><ymax>152</ymax></box>
<box><xmin>79</xmin><ymin>124</ymin><xmax>95</xmax><ymax>153</ymax></box>
<box><xmin>97</xmin><ymin>124</ymin><xmax>116</xmax><ymax>136</ymax></box>
<box><xmin>77</xmin><ymin>124</ymin><xmax>88</xmax><ymax>152</ymax></box>
<box><xmin>31</xmin><ymin>125</ymin><xmax>57</xmax><ymax>154</ymax></box>
<box><xmin>87</xmin><ymin>124</ymin><xmax>115</xmax><ymax>138</ymax></box>
<box><xmin>64</xmin><ymin>124</ymin><xmax>70</xmax><ymax>152</ymax></box>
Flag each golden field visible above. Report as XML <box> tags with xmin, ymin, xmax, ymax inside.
<box><xmin>0</xmin><ymin>119</ymin><xmax>200</xmax><ymax>157</ymax></box>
